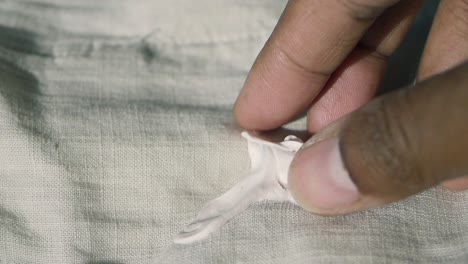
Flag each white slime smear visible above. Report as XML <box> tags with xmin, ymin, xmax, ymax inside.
<box><xmin>174</xmin><ymin>132</ymin><xmax>303</xmax><ymax>244</ymax></box>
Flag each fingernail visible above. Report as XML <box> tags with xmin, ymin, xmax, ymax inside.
<box><xmin>289</xmin><ymin>137</ymin><xmax>359</xmax><ymax>211</ymax></box>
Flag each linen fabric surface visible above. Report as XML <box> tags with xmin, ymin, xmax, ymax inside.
<box><xmin>0</xmin><ymin>0</ymin><xmax>467</xmax><ymax>263</ymax></box>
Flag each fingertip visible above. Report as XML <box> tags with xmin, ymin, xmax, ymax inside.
<box><xmin>288</xmin><ymin>137</ymin><xmax>360</xmax><ymax>215</ymax></box>
<box><xmin>233</xmin><ymin>94</ymin><xmax>281</xmax><ymax>131</ymax></box>
<box><xmin>442</xmin><ymin>177</ymin><xmax>468</xmax><ymax>191</ymax></box>
<box><xmin>307</xmin><ymin>110</ymin><xmax>334</xmax><ymax>133</ymax></box>
<box><xmin>233</xmin><ymin>95</ymin><xmax>251</xmax><ymax>129</ymax></box>
<box><xmin>233</xmin><ymin>89</ymin><xmax>260</xmax><ymax>130</ymax></box>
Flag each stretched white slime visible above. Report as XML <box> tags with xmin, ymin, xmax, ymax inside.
<box><xmin>174</xmin><ymin>132</ymin><xmax>303</xmax><ymax>244</ymax></box>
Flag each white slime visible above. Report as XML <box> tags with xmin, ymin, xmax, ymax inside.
<box><xmin>174</xmin><ymin>132</ymin><xmax>303</xmax><ymax>244</ymax></box>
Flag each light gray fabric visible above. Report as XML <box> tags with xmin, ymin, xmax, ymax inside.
<box><xmin>0</xmin><ymin>0</ymin><xmax>467</xmax><ymax>263</ymax></box>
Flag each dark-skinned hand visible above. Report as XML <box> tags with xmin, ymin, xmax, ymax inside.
<box><xmin>234</xmin><ymin>0</ymin><xmax>468</xmax><ymax>215</ymax></box>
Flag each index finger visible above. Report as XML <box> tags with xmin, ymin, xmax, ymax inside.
<box><xmin>234</xmin><ymin>0</ymin><xmax>400</xmax><ymax>130</ymax></box>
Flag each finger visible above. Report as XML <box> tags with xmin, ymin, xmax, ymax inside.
<box><xmin>416</xmin><ymin>0</ymin><xmax>468</xmax><ymax>190</ymax></box>
<box><xmin>442</xmin><ymin>176</ymin><xmax>468</xmax><ymax>191</ymax></box>
<box><xmin>307</xmin><ymin>0</ymin><xmax>423</xmax><ymax>132</ymax></box>
<box><xmin>234</xmin><ymin>0</ymin><xmax>401</xmax><ymax>130</ymax></box>
<box><xmin>418</xmin><ymin>0</ymin><xmax>468</xmax><ymax>80</ymax></box>
<box><xmin>289</xmin><ymin>61</ymin><xmax>468</xmax><ymax>216</ymax></box>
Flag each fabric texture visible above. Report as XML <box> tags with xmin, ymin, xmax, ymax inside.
<box><xmin>0</xmin><ymin>0</ymin><xmax>467</xmax><ymax>263</ymax></box>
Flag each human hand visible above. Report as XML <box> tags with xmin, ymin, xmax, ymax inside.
<box><xmin>288</xmin><ymin>62</ymin><xmax>468</xmax><ymax>215</ymax></box>
<box><xmin>233</xmin><ymin>0</ymin><xmax>468</xmax><ymax>215</ymax></box>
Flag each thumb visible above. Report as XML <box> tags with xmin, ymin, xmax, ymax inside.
<box><xmin>288</xmin><ymin>61</ymin><xmax>468</xmax><ymax>216</ymax></box>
